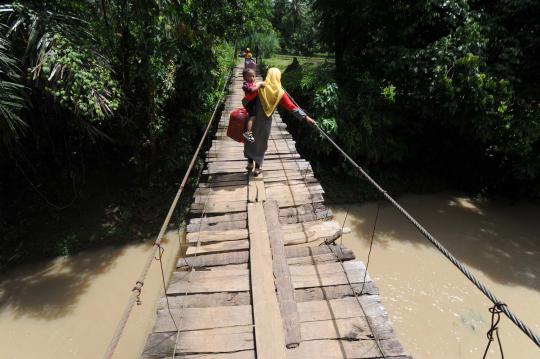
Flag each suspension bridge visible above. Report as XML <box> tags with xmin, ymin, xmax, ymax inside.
<box><xmin>103</xmin><ymin>61</ymin><xmax>540</xmax><ymax>358</ymax></box>
<box><xmin>136</xmin><ymin>65</ymin><xmax>409</xmax><ymax>358</ymax></box>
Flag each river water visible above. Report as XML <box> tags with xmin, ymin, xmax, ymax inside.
<box><xmin>0</xmin><ymin>231</ymin><xmax>180</xmax><ymax>359</ymax></box>
<box><xmin>332</xmin><ymin>192</ymin><xmax>540</xmax><ymax>358</ymax></box>
<box><xmin>0</xmin><ymin>193</ymin><xmax>538</xmax><ymax>358</ymax></box>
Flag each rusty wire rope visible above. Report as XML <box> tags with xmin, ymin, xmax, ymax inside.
<box><xmin>103</xmin><ymin>42</ymin><xmax>237</xmax><ymax>359</ymax></box>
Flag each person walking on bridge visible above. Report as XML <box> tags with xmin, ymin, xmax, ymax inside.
<box><xmin>244</xmin><ymin>67</ymin><xmax>315</xmax><ymax>176</ymax></box>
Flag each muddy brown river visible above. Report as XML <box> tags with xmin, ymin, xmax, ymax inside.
<box><xmin>332</xmin><ymin>192</ymin><xmax>540</xmax><ymax>358</ymax></box>
<box><xmin>0</xmin><ymin>192</ymin><xmax>539</xmax><ymax>358</ymax></box>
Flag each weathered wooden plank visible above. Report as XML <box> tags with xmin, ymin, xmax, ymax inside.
<box><xmin>207</xmin><ymin>172</ymin><xmax>249</xmax><ymax>182</ymax></box>
<box><xmin>264</xmin><ymin>179</ymin><xmax>321</xmax><ymax>189</ymax></box>
<box><xmin>189</xmin><ymin>212</ymin><xmax>247</xmax><ymax>224</ymax></box>
<box><xmin>185</xmin><ymin>239</ymin><xmax>249</xmax><ymax>256</ymax></box>
<box><xmin>279</xmin><ymin>203</ymin><xmax>329</xmax><ymax>217</ymax></box>
<box><xmin>194</xmin><ymin>192</ymin><xmax>250</xmax><ymax>204</ymax></box>
<box><xmin>279</xmin><ymin>209</ymin><xmax>334</xmax><ymax>224</ymax></box>
<box><xmin>248</xmin><ymin>202</ymin><xmax>286</xmax><ymax>358</ymax></box>
<box><xmin>167</xmin><ymin>269</ymin><xmax>249</xmax><ymax>294</ymax></box>
<box><xmin>286</xmin><ymin>244</ymin><xmax>353</xmax><ymax>258</ymax></box>
<box><xmin>177</xmin><ymin>251</ymin><xmax>249</xmax><ymax>269</ymax></box>
<box><xmin>287</xmin><ymin>252</ymin><xmax>343</xmax><ymax>265</ymax></box>
<box><xmin>207</xmin><ymin>153</ymin><xmax>300</xmax><ymax>162</ymax></box>
<box><xmin>266</xmin><ymin>183</ymin><xmax>324</xmax><ymax>196</ymax></box>
<box><xmin>209</xmin><ymin>263</ymin><xmax>248</xmax><ymax>270</ymax></box>
<box><xmin>186</xmin><ymin>229</ymin><xmax>248</xmax><ymax>243</ymax></box>
<box><xmin>283</xmin><ymin>220</ymin><xmax>342</xmax><ymax>245</ymax></box>
<box><xmin>255</xmin><ymin>177</ymin><xmax>266</xmax><ymax>202</ymax></box>
<box><xmin>290</xmin><ymin>261</ymin><xmax>372</xmax><ymax>289</ymax></box>
<box><xmin>267</xmin><ymin>191</ymin><xmax>324</xmax><ymax>203</ymax></box>
<box><xmin>198</xmin><ymin>179</ymin><xmax>248</xmax><ymax>188</ymax></box>
<box><xmin>297</xmin><ymin>296</ymin><xmax>386</xmax><ymax>321</ymax></box>
<box><xmin>204</xmin><ymin>165</ymin><xmax>310</xmax><ymax>175</ymax></box>
<box><xmin>285</xmin><ymin>338</ymin><xmax>407</xmax><ymax>358</ymax></box>
<box><xmin>178</xmin><ymin>352</ymin><xmax>255</xmax><ymax>359</ymax></box>
<box><xmin>158</xmin><ymin>292</ymin><xmax>251</xmax><ymax>309</ymax></box>
<box><xmin>186</xmin><ymin>219</ymin><xmax>246</xmax><ymax>232</ymax></box>
<box><xmin>264</xmin><ymin>200</ymin><xmax>301</xmax><ymax>349</ymax></box>
<box><xmin>300</xmin><ymin>316</ymin><xmax>396</xmax><ymax>341</ymax></box>
<box><xmin>176</xmin><ymin>244</ymin><xmax>354</xmax><ymax>269</ymax></box>
<box><xmin>194</xmin><ymin>185</ymin><xmax>247</xmax><ymax>197</ymax></box>
<box><xmin>207</xmin><ymin>159</ymin><xmax>309</xmax><ymax>171</ymax></box>
<box><xmin>270</xmin><ymin>196</ymin><xmax>324</xmax><ymax>209</ymax></box>
<box><xmin>295</xmin><ymin>282</ymin><xmax>380</xmax><ymax>300</ymax></box>
<box><xmin>179</xmin><ymin>351</ymin><xmax>255</xmax><ymax>359</ymax></box>
<box><xmin>190</xmin><ymin>201</ymin><xmax>247</xmax><ymax>214</ymax></box>
<box><xmin>248</xmin><ymin>174</ymin><xmax>265</xmax><ymax>203</ymax></box>
<box><xmin>152</xmin><ymin>305</ymin><xmax>252</xmax><ymax>332</ymax></box>
<box><xmin>143</xmin><ymin>326</ymin><xmax>254</xmax><ymax>357</ymax></box>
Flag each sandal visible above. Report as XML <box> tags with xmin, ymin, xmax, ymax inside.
<box><xmin>253</xmin><ymin>167</ymin><xmax>262</xmax><ymax>176</ymax></box>
<box><xmin>243</xmin><ymin>131</ymin><xmax>255</xmax><ymax>143</ymax></box>
<box><xmin>246</xmin><ymin>159</ymin><xmax>254</xmax><ymax>171</ymax></box>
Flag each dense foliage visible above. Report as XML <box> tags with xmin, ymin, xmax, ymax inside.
<box><xmin>1</xmin><ymin>0</ymin><xmax>539</xmax><ymax>269</ymax></box>
<box><xmin>270</xmin><ymin>0</ymin><xmax>320</xmax><ymax>55</ymax></box>
<box><xmin>282</xmin><ymin>0</ymin><xmax>540</xmax><ymax>195</ymax></box>
<box><xmin>0</xmin><ymin>0</ymin><xmax>271</xmax><ymax>268</ymax></box>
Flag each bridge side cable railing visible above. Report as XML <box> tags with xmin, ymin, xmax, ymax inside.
<box><xmin>103</xmin><ymin>41</ymin><xmax>237</xmax><ymax>359</ymax></box>
<box><xmin>281</xmin><ymin>89</ymin><xmax>540</xmax><ymax>350</ymax></box>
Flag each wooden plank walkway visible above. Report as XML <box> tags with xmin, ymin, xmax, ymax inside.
<box><xmin>142</xmin><ymin>67</ymin><xmax>410</xmax><ymax>358</ymax></box>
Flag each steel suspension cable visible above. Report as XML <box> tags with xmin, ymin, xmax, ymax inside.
<box><xmin>103</xmin><ymin>41</ymin><xmax>237</xmax><ymax>359</ymax></box>
<box><xmin>312</xmin><ymin>122</ymin><xmax>540</xmax><ymax>349</ymax></box>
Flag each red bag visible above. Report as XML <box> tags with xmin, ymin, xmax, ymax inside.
<box><xmin>227</xmin><ymin>107</ymin><xmax>248</xmax><ymax>143</ymax></box>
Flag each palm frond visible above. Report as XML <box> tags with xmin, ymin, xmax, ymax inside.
<box><xmin>0</xmin><ymin>1</ymin><xmax>119</xmax><ymax>141</ymax></box>
<box><xmin>0</xmin><ymin>28</ymin><xmax>28</xmax><ymax>147</ymax></box>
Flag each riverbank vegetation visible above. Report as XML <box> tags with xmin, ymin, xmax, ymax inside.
<box><xmin>274</xmin><ymin>0</ymin><xmax>540</xmax><ymax>199</ymax></box>
<box><xmin>1</xmin><ymin>0</ymin><xmax>539</xmax><ymax>269</ymax></box>
<box><xmin>0</xmin><ymin>0</ymin><xmax>266</xmax><ymax>269</ymax></box>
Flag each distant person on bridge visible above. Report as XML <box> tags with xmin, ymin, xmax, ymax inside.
<box><xmin>245</xmin><ymin>67</ymin><xmax>315</xmax><ymax>176</ymax></box>
<box><xmin>243</xmin><ymin>47</ymin><xmax>256</xmax><ymax>69</ymax></box>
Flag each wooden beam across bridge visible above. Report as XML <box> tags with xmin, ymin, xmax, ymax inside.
<box><xmin>142</xmin><ymin>66</ymin><xmax>410</xmax><ymax>358</ymax></box>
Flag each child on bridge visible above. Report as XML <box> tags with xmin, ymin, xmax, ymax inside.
<box><xmin>242</xmin><ymin>68</ymin><xmax>265</xmax><ymax>143</ymax></box>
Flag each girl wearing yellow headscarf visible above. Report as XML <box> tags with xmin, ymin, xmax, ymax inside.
<box><xmin>244</xmin><ymin>67</ymin><xmax>315</xmax><ymax>176</ymax></box>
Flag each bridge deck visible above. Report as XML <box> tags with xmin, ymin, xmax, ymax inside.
<box><xmin>142</xmin><ymin>67</ymin><xmax>409</xmax><ymax>358</ymax></box>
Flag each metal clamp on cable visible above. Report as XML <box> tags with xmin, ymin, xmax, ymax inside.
<box><xmin>483</xmin><ymin>302</ymin><xmax>507</xmax><ymax>359</ymax></box>
<box><xmin>132</xmin><ymin>281</ymin><xmax>144</xmax><ymax>305</ymax></box>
